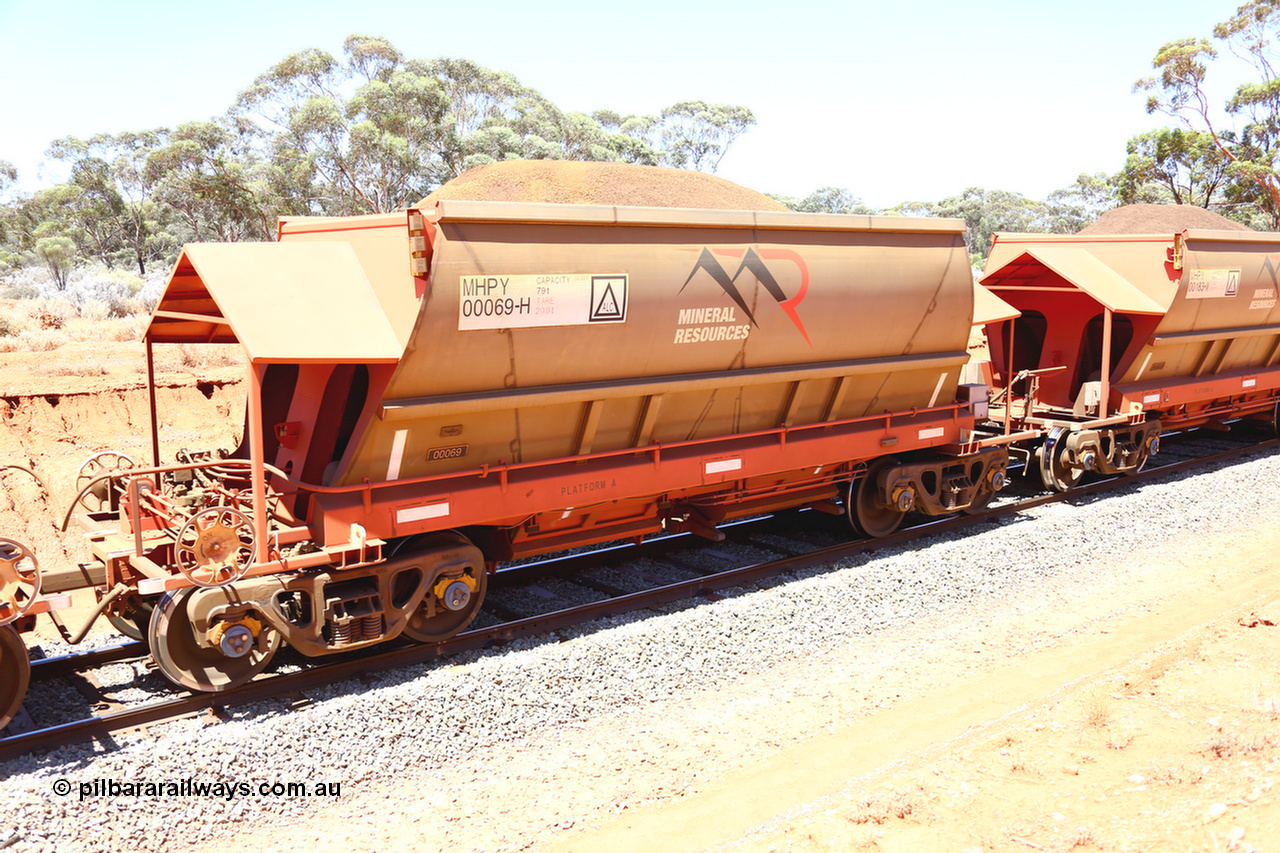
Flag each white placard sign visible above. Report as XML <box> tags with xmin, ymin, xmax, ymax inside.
<box><xmin>1186</xmin><ymin>269</ymin><xmax>1241</xmax><ymax>300</ymax></box>
<box><xmin>458</xmin><ymin>273</ymin><xmax>628</xmax><ymax>330</ymax></box>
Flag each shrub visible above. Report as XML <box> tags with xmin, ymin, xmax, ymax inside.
<box><xmin>0</xmin><ymin>265</ymin><xmax>53</xmax><ymax>299</ymax></box>
<box><xmin>79</xmin><ymin>298</ymin><xmax>110</xmax><ymax>322</ymax></box>
<box><xmin>109</xmin><ymin>315</ymin><xmax>149</xmax><ymax>341</ymax></box>
<box><xmin>15</xmin><ymin>328</ymin><xmax>67</xmax><ymax>351</ymax></box>
<box><xmin>65</xmin><ymin>268</ymin><xmax>147</xmax><ymax>317</ymax></box>
<box><xmin>1</xmin><ymin>263</ymin><xmax>163</xmax><ymax>316</ymax></box>
<box><xmin>0</xmin><ymin>310</ymin><xmax>24</xmax><ymax>337</ymax></box>
<box><xmin>2</xmin><ymin>284</ymin><xmax>39</xmax><ymax>300</ymax></box>
<box><xmin>26</xmin><ymin>298</ymin><xmax>76</xmax><ymax>325</ymax></box>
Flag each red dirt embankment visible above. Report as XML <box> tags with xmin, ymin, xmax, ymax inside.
<box><xmin>0</xmin><ymin>362</ymin><xmax>244</xmax><ymax>575</ymax></box>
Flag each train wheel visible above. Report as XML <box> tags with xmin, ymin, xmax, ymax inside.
<box><xmin>148</xmin><ymin>589</ymin><xmax>279</xmax><ymax>692</ymax></box>
<box><xmin>848</xmin><ymin>458</ymin><xmax>907</xmax><ymax>539</ymax></box>
<box><xmin>402</xmin><ymin>567</ymin><xmax>488</xmax><ymax>644</ymax></box>
<box><xmin>1123</xmin><ymin>450</ymin><xmax>1150</xmax><ymax>477</ymax></box>
<box><xmin>108</xmin><ymin>615</ymin><xmax>144</xmax><ymax>642</ymax></box>
<box><xmin>108</xmin><ymin>594</ymin><xmax>157</xmax><ymax>643</ymax></box>
<box><xmin>1036</xmin><ymin>428</ymin><xmax>1083</xmax><ymax>493</ymax></box>
<box><xmin>1</xmin><ymin>625</ymin><xmax>30</xmax><ymax>730</ymax></box>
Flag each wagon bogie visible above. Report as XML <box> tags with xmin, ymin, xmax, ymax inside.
<box><xmin>148</xmin><ymin>528</ymin><xmax>486</xmax><ymax>674</ymax></box>
<box><xmin>0</xmin><ymin>540</ymin><xmax>73</xmax><ymax>728</ymax></box>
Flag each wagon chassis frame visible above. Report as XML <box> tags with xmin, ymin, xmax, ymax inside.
<box><xmin>107</xmin><ymin>366</ymin><xmax>996</xmax><ymax>603</ymax></box>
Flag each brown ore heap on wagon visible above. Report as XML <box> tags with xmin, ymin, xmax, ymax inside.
<box><xmin>419</xmin><ymin>160</ymin><xmax>792</xmax><ymax>210</ymax></box>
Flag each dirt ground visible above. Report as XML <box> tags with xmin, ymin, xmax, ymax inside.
<box><xmin>4</xmin><ymin>337</ymin><xmax>1279</xmax><ymax>853</ymax></box>
<box><xmin>183</xmin><ymin>517</ymin><xmax>1275</xmax><ymax>853</ymax></box>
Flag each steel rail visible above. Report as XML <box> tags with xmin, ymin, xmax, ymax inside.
<box><xmin>3</xmin><ymin>433</ymin><xmax>1276</xmax><ymax>762</ymax></box>
<box><xmin>28</xmin><ymin>642</ymin><xmax>147</xmax><ymax>681</ymax></box>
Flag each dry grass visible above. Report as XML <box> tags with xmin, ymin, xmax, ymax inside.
<box><xmin>179</xmin><ymin>344</ymin><xmax>240</xmax><ymax>369</ymax></box>
<box><xmin>1078</xmin><ymin>694</ymin><xmax>1135</xmax><ymax>750</ymax></box>
<box><xmin>0</xmin><ymin>309</ymin><xmax>26</xmax><ymax>337</ymax></box>
<box><xmin>1082</xmin><ymin>695</ymin><xmax>1112</xmax><ymax>729</ymax></box>
<box><xmin>1142</xmin><ymin>762</ymin><xmax>1203</xmax><ymax>786</ymax></box>
<box><xmin>41</xmin><ymin>362</ymin><xmax>108</xmax><ymax>377</ymax></box>
<box><xmin>1200</xmin><ymin>726</ymin><xmax>1273</xmax><ymax>759</ymax></box>
<box><xmin>1243</xmin><ymin>677</ymin><xmax>1280</xmax><ymax>721</ymax></box>
<box><xmin>1104</xmin><ymin>725</ymin><xmax>1135</xmax><ymax>751</ymax></box>
<box><xmin>844</xmin><ymin>786</ymin><xmax>926</xmax><ymax>825</ymax></box>
<box><xmin>62</xmin><ymin>315</ymin><xmax>148</xmax><ymax>344</ymax></box>
<box><xmin>1060</xmin><ymin>825</ymin><xmax>1101</xmax><ymax>850</ymax></box>
<box><xmin>0</xmin><ymin>328</ymin><xmax>67</xmax><ymax>352</ymax></box>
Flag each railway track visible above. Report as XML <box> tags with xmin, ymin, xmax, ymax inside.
<box><xmin>3</xmin><ymin>427</ymin><xmax>1276</xmax><ymax>763</ymax></box>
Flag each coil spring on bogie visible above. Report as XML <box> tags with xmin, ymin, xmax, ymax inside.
<box><xmin>329</xmin><ymin>619</ymin><xmax>357</xmax><ymax>647</ymax></box>
<box><xmin>941</xmin><ymin>477</ymin><xmax>974</xmax><ymax>509</ymax></box>
<box><xmin>325</xmin><ymin>614</ymin><xmax>385</xmax><ymax>647</ymax></box>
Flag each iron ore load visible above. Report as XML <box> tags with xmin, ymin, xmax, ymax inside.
<box><xmin>976</xmin><ymin>205</ymin><xmax>1280</xmax><ymax>490</ymax></box>
<box><xmin>1</xmin><ymin>190</ymin><xmax>1006</xmax><ymax>718</ymax></box>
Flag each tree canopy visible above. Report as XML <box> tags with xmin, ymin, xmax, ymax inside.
<box><xmin>2</xmin><ymin>26</ymin><xmax>1276</xmax><ymax>290</ymax></box>
<box><xmin>0</xmin><ymin>35</ymin><xmax>758</xmax><ymax>279</ymax></box>
<box><xmin>1135</xmin><ymin>1</ymin><xmax>1280</xmax><ymax>227</ymax></box>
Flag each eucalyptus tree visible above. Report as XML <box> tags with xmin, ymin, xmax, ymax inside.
<box><xmin>1135</xmin><ymin>1</ymin><xmax>1280</xmax><ymax>227</ymax></box>
<box><xmin>232</xmin><ymin>35</ymin><xmax>454</xmax><ymax>215</ymax></box>
<box><xmin>1044</xmin><ymin>173</ymin><xmax>1120</xmax><ymax>233</ymax></box>
<box><xmin>0</xmin><ymin>160</ymin><xmax>18</xmax><ymax>264</ymax></box>
<box><xmin>44</xmin><ymin>131</ymin><xmax>179</xmax><ymax>275</ymax></box>
<box><xmin>591</xmin><ymin>110</ymin><xmax>662</xmax><ymax>165</ymax></box>
<box><xmin>408</xmin><ymin>58</ymin><xmax>664</xmax><ymax>174</ymax></box>
<box><xmin>659</xmin><ymin>101</ymin><xmax>756</xmax><ymax>173</ymax></box>
<box><xmin>143</xmin><ymin>119</ymin><xmax>278</xmax><ymax>243</ymax></box>
<box><xmin>1117</xmin><ymin>128</ymin><xmax>1231</xmax><ymax>208</ymax></box>
<box><xmin>233</xmin><ymin>37</ymin><xmax>762</xmax><ymax>209</ymax></box>
<box><xmin>893</xmin><ymin>188</ymin><xmax>1052</xmax><ymax>259</ymax></box>
<box><xmin>771</xmin><ymin>186</ymin><xmax>876</xmax><ymax>215</ymax></box>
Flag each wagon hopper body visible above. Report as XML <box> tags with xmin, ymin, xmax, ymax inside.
<box><xmin>7</xmin><ymin>201</ymin><xmax>1005</xmax><ymax>698</ymax></box>
<box><xmin>274</xmin><ymin>202</ymin><xmax>1000</xmax><ymax>550</ymax></box>
<box><xmin>978</xmin><ymin>229</ymin><xmax>1280</xmax><ymax>489</ymax></box>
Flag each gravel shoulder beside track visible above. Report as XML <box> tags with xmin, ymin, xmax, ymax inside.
<box><xmin>3</xmin><ymin>448</ymin><xmax>1279</xmax><ymax>853</ymax></box>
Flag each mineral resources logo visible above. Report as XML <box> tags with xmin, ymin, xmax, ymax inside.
<box><xmin>677</xmin><ymin>247</ymin><xmax>811</xmax><ymax>345</ymax></box>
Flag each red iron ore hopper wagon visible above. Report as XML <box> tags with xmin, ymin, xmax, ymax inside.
<box><xmin>976</xmin><ymin>225</ymin><xmax>1280</xmax><ymax>490</ymax></box>
<box><xmin>2</xmin><ymin>200</ymin><xmax>1005</xmax><ymax>723</ymax></box>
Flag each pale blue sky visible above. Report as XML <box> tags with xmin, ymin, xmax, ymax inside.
<box><xmin>0</xmin><ymin>0</ymin><xmax>1248</xmax><ymax>207</ymax></box>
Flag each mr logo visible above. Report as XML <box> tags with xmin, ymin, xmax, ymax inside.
<box><xmin>1264</xmin><ymin>254</ymin><xmax>1280</xmax><ymax>288</ymax></box>
<box><xmin>679</xmin><ymin>247</ymin><xmax>811</xmax><ymax>345</ymax></box>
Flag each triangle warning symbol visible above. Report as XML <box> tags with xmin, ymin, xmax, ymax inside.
<box><xmin>591</xmin><ymin>282</ymin><xmax>624</xmax><ymax>320</ymax></box>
